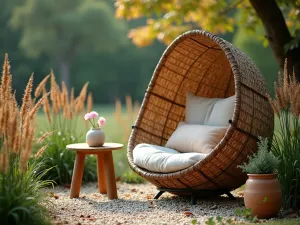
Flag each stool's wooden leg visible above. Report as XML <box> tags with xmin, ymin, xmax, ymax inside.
<box><xmin>103</xmin><ymin>151</ymin><xmax>117</xmax><ymax>200</ymax></box>
<box><xmin>97</xmin><ymin>152</ymin><xmax>107</xmax><ymax>194</ymax></box>
<box><xmin>70</xmin><ymin>152</ymin><xmax>85</xmax><ymax>198</ymax></box>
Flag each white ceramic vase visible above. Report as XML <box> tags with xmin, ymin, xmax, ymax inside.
<box><xmin>86</xmin><ymin>128</ymin><xmax>105</xmax><ymax>147</ymax></box>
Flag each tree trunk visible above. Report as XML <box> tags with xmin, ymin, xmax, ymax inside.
<box><xmin>57</xmin><ymin>58</ymin><xmax>70</xmax><ymax>89</ymax></box>
<box><xmin>249</xmin><ymin>0</ymin><xmax>300</xmax><ymax>80</ymax></box>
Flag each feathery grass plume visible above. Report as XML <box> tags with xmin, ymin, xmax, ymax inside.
<box><xmin>274</xmin><ymin>81</ymin><xmax>285</xmax><ymax>110</ymax></box>
<box><xmin>12</xmin><ymin>133</ymin><xmax>21</xmax><ymax>154</ymax></box>
<box><xmin>50</xmin><ymin>70</ymin><xmax>60</xmax><ymax>114</ymax></box>
<box><xmin>267</xmin><ymin>95</ymin><xmax>280</xmax><ymax>117</ymax></box>
<box><xmin>62</xmin><ymin>81</ymin><xmax>69</xmax><ymax>118</ymax></box>
<box><xmin>287</xmin><ymin>68</ymin><xmax>300</xmax><ymax>117</ymax></box>
<box><xmin>0</xmin><ymin>101</ymin><xmax>4</xmax><ymax>135</ymax></box>
<box><xmin>37</xmin><ymin>131</ymin><xmax>55</xmax><ymax>144</ymax></box>
<box><xmin>0</xmin><ymin>104</ymin><xmax>3</xmax><ymax>136</ymax></box>
<box><xmin>0</xmin><ymin>53</ymin><xmax>11</xmax><ymax>100</ymax></box>
<box><xmin>55</xmin><ymin>83</ymin><xmax>62</xmax><ymax>113</ymax></box>
<box><xmin>76</xmin><ymin>82</ymin><xmax>89</xmax><ymax>114</ymax></box>
<box><xmin>70</xmin><ymin>87</ymin><xmax>75</xmax><ymax>107</ymax></box>
<box><xmin>7</xmin><ymin>110</ymin><xmax>18</xmax><ymax>151</ymax></box>
<box><xmin>75</xmin><ymin>96</ymin><xmax>82</xmax><ymax>114</ymax></box>
<box><xmin>0</xmin><ymin>101</ymin><xmax>9</xmax><ymax>135</ymax></box>
<box><xmin>10</xmin><ymin>90</ymin><xmax>18</xmax><ymax>114</ymax></box>
<box><xmin>69</xmin><ymin>87</ymin><xmax>75</xmax><ymax>119</ymax></box>
<box><xmin>7</xmin><ymin>75</ymin><xmax>12</xmax><ymax>100</ymax></box>
<box><xmin>20</xmin><ymin>73</ymin><xmax>34</xmax><ymax>126</ymax></box>
<box><xmin>61</xmin><ymin>81</ymin><xmax>68</xmax><ymax>106</ymax></box>
<box><xmin>114</xmin><ymin>97</ymin><xmax>140</xmax><ymax>142</ymax></box>
<box><xmin>87</xmin><ymin>92</ymin><xmax>93</xmax><ymax>113</ymax></box>
<box><xmin>28</xmin><ymin>92</ymin><xmax>50</xmax><ymax>121</ymax></box>
<box><xmin>282</xmin><ymin>59</ymin><xmax>290</xmax><ymax>106</ymax></box>
<box><xmin>293</xmin><ymin>85</ymin><xmax>300</xmax><ymax>117</ymax></box>
<box><xmin>34</xmin><ymin>144</ymin><xmax>48</xmax><ymax>159</ymax></box>
<box><xmin>126</xmin><ymin>95</ymin><xmax>133</xmax><ymax>120</ymax></box>
<box><xmin>35</xmin><ymin>74</ymin><xmax>50</xmax><ymax>98</ymax></box>
<box><xmin>20</xmin><ymin>118</ymin><xmax>35</xmax><ymax>171</ymax></box>
<box><xmin>134</xmin><ymin>100</ymin><xmax>140</xmax><ymax>119</ymax></box>
<box><xmin>50</xmin><ymin>69</ymin><xmax>56</xmax><ymax>102</ymax></box>
<box><xmin>43</xmin><ymin>88</ymin><xmax>51</xmax><ymax>123</ymax></box>
<box><xmin>114</xmin><ymin>99</ymin><xmax>122</xmax><ymax>122</ymax></box>
<box><xmin>0</xmin><ymin>150</ymin><xmax>8</xmax><ymax>173</ymax></box>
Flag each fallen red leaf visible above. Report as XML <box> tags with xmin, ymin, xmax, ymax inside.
<box><xmin>184</xmin><ymin>211</ymin><xmax>193</xmax><ymax>217</ymax></box>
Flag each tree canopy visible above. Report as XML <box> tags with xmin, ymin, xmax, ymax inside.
<box><xmin>115</xmin><ymin>0</ymin><xmax>300</xmax><ymax>78</ymax></box>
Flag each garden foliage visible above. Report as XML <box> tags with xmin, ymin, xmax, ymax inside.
<box><xmin>238</xmin><ymin>137</ymin><xmax>279</xmax><ymax>174</ymax></box>
<box><xmin>0</xmin><ymin>54</ymin><xmax>52</xmax><ymax>225</ymax></box>
<box><xmin>268</xmin><ymin>60</ymin><xmax>300</xmax><ymax>209</ymax></box>
<box><xmin>36</xmin><ymin>72</ymin><xmax>97</xmax><ymax>184</ymax></box>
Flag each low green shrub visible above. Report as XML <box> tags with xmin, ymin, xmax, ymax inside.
<box><xmin>0</xmin><ymin>159</ymin><xmax>52</xmax><ymax>225</ymax></box>
<box><xmin>121</xmin><ymin>171</ymin><xmax>146</xmax><ymax>184</ymax></box>
<box><xmin>238</xmin><ymin>137</ymin><xmax>279</xmax><ymax>174</ymax></box>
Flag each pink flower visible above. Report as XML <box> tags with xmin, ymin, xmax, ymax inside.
<box><xmin>84</xmin><ymin>113</ymin><xmax>92</xmax><ymax>120</ymax></box>
<box><xmin>89</xmin><ymin>111</ymin><xmax>98</xmax><ymax>119</ymax></box>
<box><xmin>98</xmin><ymin>117</ymin><xmax>106</xmax><ymax>127</ymax></box>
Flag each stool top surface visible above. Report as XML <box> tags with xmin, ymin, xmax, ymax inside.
<box><xmin>66</xmin><ymin>142</ymin><xmax>123</xmax><ymax>152</ymax></box>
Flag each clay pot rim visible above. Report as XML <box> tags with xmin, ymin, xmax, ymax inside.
<box><xmin>247</xmin><ymin>173</ymin><xmax>277</xmax><ymax>179</ymax></box>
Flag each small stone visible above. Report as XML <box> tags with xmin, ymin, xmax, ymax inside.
<box><xmin>210</xmin><ymin>205</ymin><xmax>217</xmax><ymax>210</ymax></box>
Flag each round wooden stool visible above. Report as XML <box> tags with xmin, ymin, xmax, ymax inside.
<box><xmin>66</xmin><ymin>142</ymin><xmax>123</xmax><ymax>199</ymax></box>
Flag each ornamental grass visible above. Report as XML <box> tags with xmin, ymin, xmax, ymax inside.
<box><xmin>36</xmin><ymin>70</ymin><xmax>97</xmax><ymax>184</ymax></box>
<box><xmin>0</xmin><ymin>54</ymin><xmax>52</xmax><ymax>225</ymax></box>
<box><xmin>114</xmin><ymin>95</ymin><xmax>140</xmax><ymax>143</ymax></box>
<box><xmin>268</xmin><ymin>59</ymin><xmax>300</xmax><ymax>209</ymax></box>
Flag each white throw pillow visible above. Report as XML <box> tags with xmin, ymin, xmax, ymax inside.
<box><xmin>133</xmin><ymin>143</ymin><xmax>207</xmax><ymax>173</ymax></box>
<box><xmin>185</xmin><ymin>92</ymin><xmax>219</xmax><ymax>124</ymax></box>
<box><xmin>204</xmin><ymin>95</ymin><xmax>235</xmax><ymax>126</ymax></box>
<box><xmin>165</xmin><ymin>122</ymin><xmax>227</xmax><ymax>154</ymax></box>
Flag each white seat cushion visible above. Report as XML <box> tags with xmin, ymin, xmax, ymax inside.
<box><xmin>204</xmin><ymin>95</ymin><xmax>235</xmax><ymax>126</ymax></box>
<box><xmin>165</xmin><ymin>122</ymin><xmax>227</xmax><ymax>154</ymax></box>
<box><xmin>133</xmin><ymin>143</ymin><xmax>207</xmax><ymax>173</ymax></box>
<box><xmin>185</xmin><ymin>91</ymin><xmax>219</xmax><ymax>125</ymax></box>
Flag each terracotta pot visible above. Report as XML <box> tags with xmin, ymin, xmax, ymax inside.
<box><xmin>244</xmin><ymin>173</ymin><xmax>282</xmax><ymax>219</ymax></box>
<box><xmin>86</xmin><ymin>128</ymin><xmax>105</xmax><ymax>147</ymax></box>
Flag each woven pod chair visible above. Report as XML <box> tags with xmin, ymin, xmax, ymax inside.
<box><xmin>128</xmin><ymin>30</ymin><xmax>274</xmax><ymax>201</ymax></box>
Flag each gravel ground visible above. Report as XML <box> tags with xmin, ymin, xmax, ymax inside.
<box><xmin>46</xmin><ymin>182</ymin><xmax>248</xmax><ymax>225</ymax></box>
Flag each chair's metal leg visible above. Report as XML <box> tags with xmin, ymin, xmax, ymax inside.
<box><xmin>191</xmin><ymin>194</ymin><xmax>197</xmax><ymax>205</ymax></box>
<box><xmin>225</xmin><ymin>191</ymin><xmax>235</xmax><ymax>200</ymax></box>
<box><xmin>154</xmin><ymin>191</ymin><xmax>165</xmax><ymax>199</ymax></box>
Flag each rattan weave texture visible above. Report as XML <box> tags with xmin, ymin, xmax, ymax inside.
<box><xmin>128</xmin><ymin>30</ymin><xmax>274</xmax><ymax>191</ymax></box>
